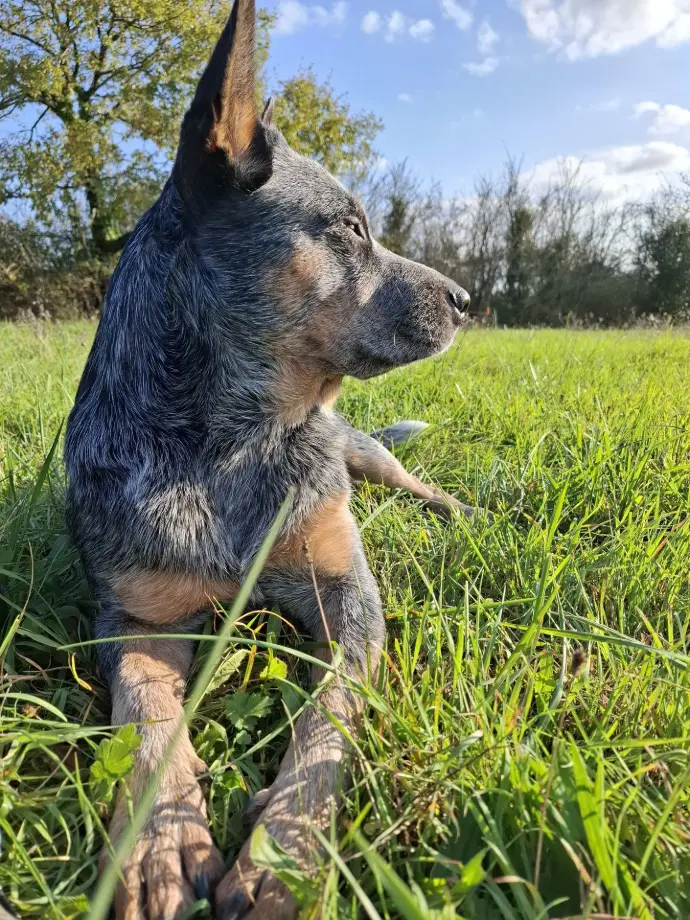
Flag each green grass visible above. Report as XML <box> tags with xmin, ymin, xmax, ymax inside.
<box><xmin>1</xmin><ymin>322</ymin><xmax>690</xmax><ymax>920</ymax></box>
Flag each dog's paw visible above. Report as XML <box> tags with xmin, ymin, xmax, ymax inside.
<box><xmin>216</xmin><ymin>786</ymin><xmax>311</xmax><ymax>920</ymax></box>
<box><xmin>104</xmin><ymin>777</ymin><xmax>224</xmax><ymax>920</ymax></box>
<box><xmin>425</xmin><ymin>495</ymin><xmax>473</xmax><ymax>520</ymax></box>
<box><xmin>215</xmin><ymin>846</ymin><xmax>296</xmax><ymax>920</ymax></box>
<box><xmin>421</xmin><ymin>488</ymin><xmax>495</xmax><ymax>523</ymax></box>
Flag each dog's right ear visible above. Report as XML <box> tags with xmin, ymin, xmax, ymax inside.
<box><xmin>262</xmin><ymin>97</ymin><xmax>276</xmax><ymax>126</ymax></box>
<box><xmin>174</xmin><ymin>0</ymin><xmax>273</xmax><ymax>204</ymax></box>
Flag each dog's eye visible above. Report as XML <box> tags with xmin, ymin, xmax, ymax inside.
<box><xmin>344</xmin><ymin>219</ymin><xmax>367</xmax><ymax>241</ymax></box>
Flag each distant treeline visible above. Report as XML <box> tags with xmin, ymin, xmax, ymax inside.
<box><xmin>2</xmin><ymin>157</ymin><xmax>690</xmax><ymax>325</ymax></box>
<box><xmin>363</xmin><ymin>158</ymin><xmax>690</xmax><ymax>327</ymax></box>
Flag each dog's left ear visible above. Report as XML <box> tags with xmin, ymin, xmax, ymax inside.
<box><xmin>175</xmin><ymin>0</ymin><xmax>272</xmax><ymax>201</ymax></box>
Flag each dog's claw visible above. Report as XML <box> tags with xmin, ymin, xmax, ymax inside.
<box><xmin>216</xmin><ymin>811</ymin><xmax>298</xmax><ymax>920</ymax></box>
<box><xmin>216</xmin><ymin>869</ymin><xmax>296</xmax><ymax>920</ymax></box>
<box><xmin>216</xmin><ymin>890</ymin><xmax>252</xmax><ymax>920</ymax></box>
<box><xmin>193</xmin><ymin>873</ymin><xmax>211</xmax><ymax>902</ymax></box>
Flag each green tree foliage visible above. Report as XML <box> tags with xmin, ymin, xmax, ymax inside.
<box><xmin>379</xmin><ymin>195</ymin><xmax>415</xmax><ymax>256</ymax></box>
<box><xmin>0</xmin><ymin>0</ymin><xmax>243</xmax><ymax>252</ymax></box>
<box><xmin>504</xmin><ymin>205</ymin><xmax>534</xmax><ymax>322</ymax></box>
<box><xmin>637</xmin><ymin>218</ymin><xmax>690</xmax><ymax>318</ymax></box>
<box><xmin>0</xmin><ymin>1</ymin><xmax>381</xmax><ymax>255</ymax></box>
<box><xmin>273</xmin><ymin>69</ymin><xmax>382</xmax><ymax>186</ymax></box>
<box><xmin>374</xmin><ymin>160</ymin><xmax>419</xmax><ymax>256</ymax></box>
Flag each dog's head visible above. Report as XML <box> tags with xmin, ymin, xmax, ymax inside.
<box><xmin>173</xmin><ymin>0</ymin><xmax>469</xmax><ymax>418</ymax></box>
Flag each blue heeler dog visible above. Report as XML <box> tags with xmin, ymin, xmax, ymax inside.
<box><xmin>64</xmin><ymin>1</ymin><xmax>472</xmax><ymax>916</ymax></box>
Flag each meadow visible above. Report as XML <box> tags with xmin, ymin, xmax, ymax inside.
<box><xmin>1</xmin><ymin>322</ymin><xmax>689</xmax><ymax>920</ymax></box>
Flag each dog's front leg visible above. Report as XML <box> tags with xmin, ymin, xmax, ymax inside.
<box><xmin>216</xmin><ymin>497</ymin><xmax>384</xmax><ymax>920</ymax></box>
<box><xmin>95</xmin><ymin>598</ymin><xmax>224</xmax><ymax>919</ymax></box>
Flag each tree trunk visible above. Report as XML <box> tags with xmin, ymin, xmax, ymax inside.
<box><xmin>85</xmin><ymin>180</ymin><xmax>131</xmax><ymax>256</ymax></box>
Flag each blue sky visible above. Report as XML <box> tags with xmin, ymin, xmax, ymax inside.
<box><xmin>263</xmin><ymin>0</ymin><xmax>690</xmax><ymax>204</ymax></box>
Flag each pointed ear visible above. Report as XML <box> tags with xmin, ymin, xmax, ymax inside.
<box><xmin>205</xmin><ymin>0</ymin><xmax>260</xmax><ymax>157</ymax></box>
<box><xmin>262</xmin><ymin>97</ymin><xmax>276</xmax><ymax>127</ymax></box>
<box><xmin>175</xmin><ymin>0</ymin><xmax>272</xmax><ymax>200</ymax></box>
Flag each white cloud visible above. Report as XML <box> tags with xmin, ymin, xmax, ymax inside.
<box><xmin>525</xmin><ymin>141</ymin><xmax>690</xmax><ymax>205</ymax></box>
<box><xmin>363</xmin><ymin>10</ymin><xmax>437</xmax><ymax>42</ymax></box>
<box><xmin>361</xmin><ymin>10</ymin><xmax>382</xmax><ymax>33</ymax></box>
<box><xmin>275</xmin><ymin>0</ymin><xmax>309</xmax><ymax>33</ymax></box>
<box><xmin>519</xmin><ymin>0</ymin><xmax>690</xmax><ymax>59</ymax></box>
<box><xmin>660</xmin><ymin>12</ymin><xmax>690</xmax><ymax>45</ymax></box>
<box><xmin>440</xmin><ymin>0</ymin><xmax>473</xmax><ymax>31</ymax></box>
<box><xmin>477</xmin><ymin>20</ymin><xmax>499</xmax><ymax>54</ymax></box>
<box><xmin>576</xmin><ymin>98</ymin><xmax>621</xmax><ymax>113</ymax></box>
<box><xmin>464</xmin><ymin>24</ymin><xmax>501</xmax><ymax>76</ymax></box>
<box><xmin>275</xmin><ymin>1</ymin><xmax>347</xmax><ymax>35</ymax></box>
<box><xmin>636</xmin><ymin>101</ymin><xmax>661</xmax><ymax>116</ymax></box>
<box><xmin>409</xmin><ymin>19</ymin><xmax>435</xmax><ymax>41</ymax></box>
<box><xmin>463</xmin><ymin>56</ymin><xmax>500</xmax><ymax>77</ymax></box>
<box><xmin>398</xmin><ymin>92</ymin><xmax>413</xmax><ymax>103</ymax></box>
<box><xmin>386</xmin><ymin>10</ymin><xmax>407</xmax><ymax>40</ymax></box>
<box><xmin>635</xmin><ymin>101</ymin><xmax>690</xmax><ymax>135</ymax></box>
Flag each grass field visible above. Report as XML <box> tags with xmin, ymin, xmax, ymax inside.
<box><xmin>1</xmin><ymin>322</ymin><xmax>690</xmax><ymax>920</ymax></box>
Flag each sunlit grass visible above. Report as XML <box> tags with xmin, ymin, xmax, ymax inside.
<box><xmin>1</xmin><ymin>322</ymin><xmax>689</xmax><ymax>918</ymax></box>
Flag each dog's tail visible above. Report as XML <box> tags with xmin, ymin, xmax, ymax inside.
<box><xmin>369</xmin><ymin>421</ymin><xmax>429</xmax><ymax>451</ymax></box>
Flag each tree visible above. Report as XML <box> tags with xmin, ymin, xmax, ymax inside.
<box><xmin>0</xmin><ymin>1</ymin><xmax>382</xmax><ymax>256</ymax></box>
<box><xmin>379</xmin><ymin>195</ymin><xmax>413</xmax><ymax>256</ymax></box>
<box><xmin>376</xmin><ymin>161</ymin><xmax>419</xmax><ymax>256</ymax></box>
<box><xmin>273</xmin><ymin>70</ymin><xmax>382</xmax><ymax>188</ymax></box>
<box><xmin>504</xmin><ymin>206</ymin><xmax>534</xmax><ymax>323</ymax></box>
<box><xmin>637</xmin><ymin>219</ymin><xmax>690</xmax><ymax>318</ymax></box>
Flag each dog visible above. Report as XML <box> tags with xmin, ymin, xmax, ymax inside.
<box><xmin>64</xmin><ymin>2</ymin><xmax>472</xmax><ymax>916</ymax></box>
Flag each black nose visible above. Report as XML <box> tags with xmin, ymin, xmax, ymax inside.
<box><xmin>446</xmin><ymin>286</ymin><xmax>471</xmax><ymax>325</ymax></box>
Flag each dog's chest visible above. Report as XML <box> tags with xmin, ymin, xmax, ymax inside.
<box><xmin>211</xmin><ymin>418</ymin><xmax>349</xmax><ymax>571</ymax></box>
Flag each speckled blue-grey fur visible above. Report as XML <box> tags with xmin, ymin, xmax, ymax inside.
<box><xmin>64</xmin><ymin>136</ymin><xmax>468</xmax><ymax>681</ymax></box>
<box><xmin>370</xmin><ymin>420</ymin><xmax>430</xmax><ymax>451</ymax></box>
<box><xmin>64</xmin><ymin>1</ymin><xmax>471</xmax><ymax>915</ymax></box>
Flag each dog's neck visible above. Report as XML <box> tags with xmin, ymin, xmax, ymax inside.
<box><xmin>207</xmin><ymin>348</ymin><xmax>343</xmax><ymax>451</ymax></box>
<box><xmin>268</xmin><ymin>358</ymin><xmax>343</xmax><ymax>428</ymax></box>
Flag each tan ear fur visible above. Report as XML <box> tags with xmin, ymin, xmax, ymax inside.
<box><xmin>209</xmin><ymin>0</ymin><xmax>260</xmax><ymax>157</ymax></box>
